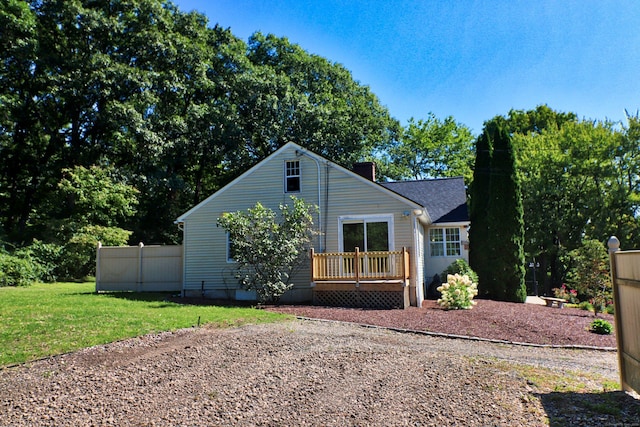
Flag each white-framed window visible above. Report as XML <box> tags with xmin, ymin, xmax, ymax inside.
<box><xmin>284</xmin><ymin>160</ymin><xmax>300</xmax><ymax>193</ymax></box>
<box><xmin>226</xmin><ymin>233</ymin><xmax>238</xmax><ymax>263</ymax></box>
<box><xmin>429</xmin><ymin>227</ymin><xmax>461</xmax><ymax>257</ymax></box>
<box><xmin>338</xmin><ymin>214</ymin><xmax>394</xmax><ymax>252</ymax></box>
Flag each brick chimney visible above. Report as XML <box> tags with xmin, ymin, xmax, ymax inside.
<box><xmin>353</xmin><ymin>162</ymin><xmax>376</xmax><ymax>182</ymax></box>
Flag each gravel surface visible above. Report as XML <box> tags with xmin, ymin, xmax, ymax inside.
<box><xmin>1</xmin><ymin>318</ymin><xmax>638</xmax><ymax>426</ymax></box>
<box><xmin>268</xmin><ymin>299</ymin><xmax>618</xmax><ymax>348</ymax></box>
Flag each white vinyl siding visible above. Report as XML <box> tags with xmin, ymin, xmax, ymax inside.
<box><xmin>180</xmin><ymin>143</ymin><xmax>423</xmax><ymax>303</ymax></box>
<box><xmin>181</xmin><ymin>148</ymin><xmax>320</xmax><ymax>302</ymax></box>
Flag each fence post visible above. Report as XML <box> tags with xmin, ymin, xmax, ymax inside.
<box><xmin>137</xmin><ymin>242</ymin><xmax>144</xmax><ymax>292</ymax></box>
<box><xmin>95</xmin><ymin>242</ymin><xmax>102</xmax><ymax>293</ymax></box>
<box><xmin>607</xmin><ymin>236</ymin><xmax>626</xmax><ymax>391</ymax></box>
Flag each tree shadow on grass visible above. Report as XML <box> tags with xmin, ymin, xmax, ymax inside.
<box><xmin>61</xmin><ymin>290</ymin><xmax>182</xmax><ymax>308</ymax></box>
<box><xmin>83</xmin><ymin>291</ymin><xmax>260</xmax><ymax>309</ymax></box>
<box><xmin>538</xmin><ymin>390</ymin><xmax>640</xmax><ymax>426</ymax></box>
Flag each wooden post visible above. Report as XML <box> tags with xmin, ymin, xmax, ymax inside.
<box><xmin>608</xmin><ymin>236</ymin><xmax>627</xmax><ymax>392</ymax></box>
<box><xmin>402</xmin><ymin>247</ymin><xmax>409</xmax><ymax>280</ymax></box>
<box><xmin>354</xmin><ymin>247</ymin><xmax>360</xmax><ymax>286</ymax></box>
<box><xmin>310</xmin><ymin>248</ymin><xmax>315</xmax><ymax>282</ymax></box>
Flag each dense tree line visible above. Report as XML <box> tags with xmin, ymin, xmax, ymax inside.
<box><xmin>468</xmin><ymin>106</ymin><xmax>640</xmax><ymax>297</ymax></box>
<box><xmin>512</xmin><ymin>107</ymin><xmax>640</xmax><ymax>294</ymax></box>
<box><xmin>0</xmin><ymin>0</ymin><xmax>398</xmax><ymax>255</ymax></box>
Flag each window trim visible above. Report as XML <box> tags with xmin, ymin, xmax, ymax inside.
<box><xmin>429</xmin><ymin>227</ymin><xmax>461</xmax><ymax>257</ymax></box>
<box><xmin>284</xmin><ymin>160</ymin><xmax>301</xmax><ymax>193</ymax></box>
<box><xmin>338</xmin><ymin>214</ymin><xmax>395</xmax><ymax>252</ymax></box>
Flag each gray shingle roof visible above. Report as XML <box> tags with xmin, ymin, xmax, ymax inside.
<box><xmin>380</xmin><ymin>177</ymin><xmax>469</xmax><ymax>223</ymax></box>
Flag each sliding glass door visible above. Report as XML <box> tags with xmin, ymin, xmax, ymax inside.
<box><xmin>339</xmin><ymin>215</ymin><xmax>393</xmax><ymax>252</ymax></box>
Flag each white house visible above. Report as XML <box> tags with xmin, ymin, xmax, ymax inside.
<box><xmin>175</xmin><ymin>142</ymin><xmax>469</xmax><ymax>308</ymax></box>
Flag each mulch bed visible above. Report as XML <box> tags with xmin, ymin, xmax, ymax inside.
<box><xmin>266</xmin><ymin>299</ymin><xmax>617</xmax><ymax>348</ymax></box>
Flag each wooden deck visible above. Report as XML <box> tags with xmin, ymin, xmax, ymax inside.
<box><xmin>310</xmin><ymin>248</ymin><xmax>411</xmax><ymax>308</ymax></box>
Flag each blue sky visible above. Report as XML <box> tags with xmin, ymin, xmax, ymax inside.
<box><xmin>172</xmin><ymin>0</ymin><xmax>640</xmax><ymax>135</ymax></box>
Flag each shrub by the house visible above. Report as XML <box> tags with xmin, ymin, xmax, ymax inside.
<box><xmin>437</xmin><ymin>273</ymin><xmax>478</xmax><ymax>310</ymax></box>
<box><xmin>440</xmin><ymin>259</ymin><xmax>479</xmax><ymax>287</ymax></box>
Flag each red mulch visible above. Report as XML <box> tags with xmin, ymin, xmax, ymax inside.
<box><xmin>266</xmin><ymin>299</ymin><xmax>617</xmax><ymax>348</ymax></box>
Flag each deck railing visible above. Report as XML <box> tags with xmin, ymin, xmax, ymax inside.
<box><xmin>310</xmin><ymin>247</ymin><xmax>410</xmax><ymax>283</ymax></box>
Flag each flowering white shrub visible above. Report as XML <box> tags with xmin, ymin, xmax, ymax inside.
<box><xmin>436</xmin><ymin>273</ymin><xmax>478</xmax><ymax>310</ymax></box>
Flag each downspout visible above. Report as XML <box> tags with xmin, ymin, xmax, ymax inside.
<box><xmin>324</xmin><ymin>161</ymin><xmax>329</xmax><ymax>252</ymax></box>
<box><xmin>412</xmin><ymin>214</ymin><xmax>422</xmax><ymax>307</ymax></box>
<box><xmin>296</xmin><ymin>149</ymin><xmax>323</xmax><ymax>252</ymax></box>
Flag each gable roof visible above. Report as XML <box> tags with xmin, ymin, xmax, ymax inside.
<box><xmin>175</xmin><ymin>141</ymin><xmax>423</xmax><ymax>223</ymax></box>
<box><xmin>380</xmin><ymin>177</ymin><xmax>469</xmax><ymax>223</ymax></box>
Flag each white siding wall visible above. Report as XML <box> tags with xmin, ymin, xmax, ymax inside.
<box><xmin>181</xmin><ymin>145</ymin><xmax>419</xmax><ymax>302</ymax></box>
<box><xmin>424</xmin><ymin>224</ymin><xmax>470</xmax><ymax>282</ymax></box>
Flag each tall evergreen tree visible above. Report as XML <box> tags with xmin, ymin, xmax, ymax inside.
<box><xmin>486</xmin><ymin>117</ymin><xmax>526</xmax><ymax>302</ymax></box>
<box><xmin>468</xmin><ymin>121</ymin><xmax>493</xmax><ymax>295</ymax></box>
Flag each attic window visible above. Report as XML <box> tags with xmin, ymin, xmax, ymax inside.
<box><xmin>285</xmin><ymin>160</ymin><xmax>300</xmax><ymax>193</ymax></box>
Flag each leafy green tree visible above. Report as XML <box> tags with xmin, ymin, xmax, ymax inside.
<box><xmin>243</xmin><ymin>32</ymin><xmax>400</xmax><ymax>168</ymax></box>
<box><xmin>513</xmin><ymin>109</ymin><xmax>639</xmax><ymax>292</ymax></box>
<box><xmin>0</xmin><ymin>0</ymin><xmax>45</xmax><ymax>241</ymax></box>
<box><xmin>565</xmin><ymin>239</ymin><xmax>611</xmax><ymax>316</ymax></box>
<box><xmin>217</xmin><ymin>197</ymin><xmax>316</xmax><ymax>303</ymax></box>
<box><xmin>507</xmin><ymin>105</ymin><xmax>577</xmax><ymax>135</ymax></box>
<box><xmin>1</xmin><ymin>2</ymin><xmax>400</xmax><ymax>247</ymax></box>
<box><xmin>30</xmin><ymin>165</ymin><xmax>137</xmax><ymax>279</ymax></box>
<box><xmin>380</xmin><ymin>114</ymin><xmax>475</xmax><ymax>182</ymax></box>
<box><xmin>611</xmin><ymin>112</ymin><xmax>640</xmax><ymax>246</ymax></box>
<box><xmin>486</xmin><ymin>117</ymin><xmax>526</xmax><ymax>302</ymax></box>
<box><xmin>59</xmin><ymin>225</ymin><xmax>132</xmax><ymax>279</ymax></box>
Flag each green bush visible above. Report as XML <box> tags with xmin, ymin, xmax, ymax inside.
<box><xmin>578</xmin><ymin>301</ymin><xmax>594</xmax><ymax>312</ymax></box>
<box><xmin>16</xmin><ymin>241</ymin><xmax>62</xmax><ymax>283</ymax></box>
<box><xmin>0</xmin><ymin>252</ymin><xmax>41</xmax><ymax>287</ymax></box>
<box><xmin>590</xmin><ymin>318</ymin><xmax>613</xmax><ymax>335</ymax></box>
<box><xmin>440</xmin><ymin>259</ymin><xmax>479</xmax><ymax>286</ymax></box>
<box><xmin>217</xmin><ymin>197</ymin><xmax>316</xmax><ymax>304</ymax></box>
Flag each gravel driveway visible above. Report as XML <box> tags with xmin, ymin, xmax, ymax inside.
<box><xmin>0</xmin><ymin>320</ymin><xmax>637</xmax><ymax>426</ymax></box>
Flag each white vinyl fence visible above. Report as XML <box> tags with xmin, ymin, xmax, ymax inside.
<box><xmin>96</xmin><ymin>243</ymin><xmax>182</xmax><ymax>292</ymax></box>
<box><xmin>608</xmin><ymin>236</ymin><xmax>640</xmax><ymax>396</ymax></box>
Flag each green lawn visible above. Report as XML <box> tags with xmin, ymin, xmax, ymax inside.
<box><xmin>0</xmin><ymin>282</ymin><xmax>288</xmax><ymax>367</ymax></box>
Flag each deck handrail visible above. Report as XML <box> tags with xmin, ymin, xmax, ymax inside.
<box><xmin>310</xmin><ymin>247</ymin><xmax>410</xmax><ymax>282</ymax></box>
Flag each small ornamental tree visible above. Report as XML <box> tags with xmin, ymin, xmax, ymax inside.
<box><xmin>566</xmin><ymin>239</ymin><xmax>612</xmax><ymax>316</ymax></box>
<box><xmin>217</xmin><ymin>197</ymin><xmax>316</xmax><ymax>304</ymax></box>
